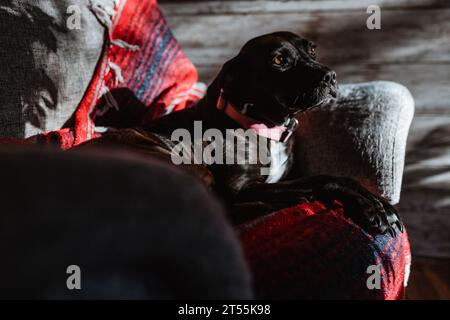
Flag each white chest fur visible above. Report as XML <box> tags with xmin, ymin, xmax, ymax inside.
<box><xmin>265</xmin><ymin>140</ymin><xmax>289</xmax><ymax>184</ymax></box>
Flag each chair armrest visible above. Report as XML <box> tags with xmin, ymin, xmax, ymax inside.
<box><xmin>295</xmin><ymin>81</ymin><xmax>415</xmax><ymax>205</ymax></box>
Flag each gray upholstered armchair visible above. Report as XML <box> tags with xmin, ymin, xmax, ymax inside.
<box><xmin>0</xmin><ymin>0</ymin><xmax>415</xmax><ymax>299</ymax></box>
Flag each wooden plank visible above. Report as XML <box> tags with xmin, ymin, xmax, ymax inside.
<box><xmin>334</xmin><ymin>64</ymin><xmax>450</xmax><ymax>115</ymax></box>
<box><xmin>407</xmin><ymin>115</ymin><xmax>450</xmax><ymax>152</ymax></box>
<box><xmin>196</xmin><ymin>63</ymin><xmax>450</xmax><ymax>115</ymax></box>
<box><xmin>399</xmin><ymin>114</ymin><xmax>450</xmax><ymax>258</ymax></box>
<box><xmin>161</xmin><ymin>0</ymin><xmax>450</xmax><ymax>15</ymax></box>
<box><xmin>163</xmin><ymin>8</ymin><xmax>450</xmax><ymax>65</ymax></box>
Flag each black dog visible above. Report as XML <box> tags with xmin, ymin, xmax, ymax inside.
<box><xmin>81</xmin><ymin>32</ymin><xmax>403</xmax><ymax>236</ymax></box>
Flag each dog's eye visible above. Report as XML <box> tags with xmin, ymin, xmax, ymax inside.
<box><xmin>273</xmin><ymin>55</ymin><xmax>285</xmax><ymax>66</ymax></box>
<box><xmin>309</xmin><ymin>47</ymin><xmax>316</xmax><ymax>57</ymax></box>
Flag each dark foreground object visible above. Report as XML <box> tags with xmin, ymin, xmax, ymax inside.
<box><xmin>0</xmin><ymin>147</ymin><xmax>252</xmax><ymax>299</ymax></box>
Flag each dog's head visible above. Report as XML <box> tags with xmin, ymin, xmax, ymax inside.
<box><xmin>208</xmin><ymin>32</ymin><xmax>337</xmax><ymax>126</ymax></box>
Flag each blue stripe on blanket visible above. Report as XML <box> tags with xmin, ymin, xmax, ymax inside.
<box><xmin>135</xmin><ymin>28</ymin><xmax>175</xmax><ymax>101</ymax></box>
<box><xmin>128</xmin><ymin>13</ymin><xmax>164</xmax><ymax>91</ymax></box>
<box><xmin>144</xmin><ymin>35</ymin><xmax>179</xmax><ymax>102</ymax></box>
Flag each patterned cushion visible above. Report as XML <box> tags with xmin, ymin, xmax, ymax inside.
<box><xmin>0</xmin><ymin>0</ymin><xmax>201</xmax><ymax>148</ymax></box>
<box><xmin>0</xmin><ymin>0</ymin><xmax>105</xmax><ymax>138</ymax></box>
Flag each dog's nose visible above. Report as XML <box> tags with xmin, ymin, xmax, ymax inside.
<box><xmin>323</xmin><ymin>71</ymin><xmax>337</xmax><ymax>85</ymax></box>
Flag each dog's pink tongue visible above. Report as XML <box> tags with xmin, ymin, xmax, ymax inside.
<box><xmin>250</xmin><ymin>123</ymin><xmax>286</xmax><ymax>142</ymax></box>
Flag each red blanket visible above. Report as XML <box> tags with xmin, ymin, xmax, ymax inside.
<box><xmin>238</xmin><ymin>202</ymin><xmax>410</xmax><ymax>299</ymax></box>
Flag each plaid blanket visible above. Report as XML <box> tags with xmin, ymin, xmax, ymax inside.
<box><xmin>0</xmin><ymin>0</ymin><xmax>411</xmax><ymax>299</ymax></box>
<box><xmin>238</xmin><ymin>202</ymin><xmax>411</xmax><ymax>299</ymax></box>
<box><xmin>28</xmin><ymin>0</ymin><xmax>203</xmax><ymax>149</ymax></box>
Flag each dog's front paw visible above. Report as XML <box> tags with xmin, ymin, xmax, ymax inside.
<box><xmin>317</xmin><ymin>177</ymin><xmax>404</xmax><ymax>237</ymax></box>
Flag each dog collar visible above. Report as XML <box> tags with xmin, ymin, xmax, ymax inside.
<box><xmin>216</xmin><ymin>90</ymin><xmax>298</xmax><ymax>143</ymax></box>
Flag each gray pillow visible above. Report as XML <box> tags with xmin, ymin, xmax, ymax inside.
<box><xmin>0</xmin><ymin>0</ymin><xmax>107</xmax><ymax>138</ymax></box>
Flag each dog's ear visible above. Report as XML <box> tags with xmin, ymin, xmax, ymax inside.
<box><xmin>206</xmin><ymin>55</ymin><xmax>248</xmax><ymax>106</ymax></box>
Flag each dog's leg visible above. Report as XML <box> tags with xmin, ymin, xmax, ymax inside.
<box><xmin>233</xmin><ymin>175</ymin><xmax>403</xmax><ymax>236</ymax></box>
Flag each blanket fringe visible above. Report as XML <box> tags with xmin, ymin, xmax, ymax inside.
<box><xmin>89</xmin><ymin>0</ymin><xmax>114</xmax><ymax>29</ymax></box>
<box><xmin>110</xmin><ymin>38</ymin><xmax>140</xmax><ymax>51</ymax></box>
<box><xmin>88</xmin><ymin>0</ymin><xmax>140</xmax><ymax>120</ymax></box>
<box><xmin>108</xmin><ymin>61</ymin><xmax>124</xmax><ymax>86</ymax></box>
<box><xmin>89</xmin><ymin>0</ymin><xmax>140</xmax><ymax>52</ymax></box>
